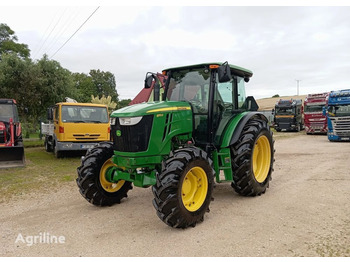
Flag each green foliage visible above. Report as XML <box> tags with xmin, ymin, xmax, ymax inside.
<box><xmin>118</xmin><ymin>99</ymin><xmax>132</xmax><ymax>109</ymax></box>
<box><xmin>0</xmin><ymin>24</ymin><xmax>122</xmax><ymax>133</ymax></box>
<box><xmin>0</xmin><ymin>23</ymin><xmax>30</xmax><ymax>59</ymax></box>
<box><xmin>72</xmin><ymin>70</ymin><xmax>118</xmax><ymax>103</ymax></box>
<box><xmin>89</xmin><ymin>69</ymin><xmax>118</xmax><ymax>102</ymax></box>
<box><xmin>91</xmin><ymin>94</ymin><xmax>117</xmax><ymax>113</ymax></box>
<box><xmin>272</xmin><ymin>94</ymin><xmax>280</xmax><ymax>98</ymax></box>
<box><xmin>72</xmin><ymin>72</ymin><xmax>94</xmax><ymax>102</ymax></box>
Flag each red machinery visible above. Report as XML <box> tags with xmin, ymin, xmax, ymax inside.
<box><xmin>0</xmin><ymin>99</ymin><xmax>25</xmax><ymax>168</ymax></box>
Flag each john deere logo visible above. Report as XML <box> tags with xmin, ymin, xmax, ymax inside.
<box><xmin>116</xmin><ymin>130</ymin><xmax>121</xmax><ymax>137</ymax></box>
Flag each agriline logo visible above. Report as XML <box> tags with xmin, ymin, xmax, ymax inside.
<box><xmin>15</xmin><ymin>232</ymin><xmax>65</xmax><ymax>246</ymax></box>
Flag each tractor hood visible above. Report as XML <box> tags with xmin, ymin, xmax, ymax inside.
<box><xmin>111</xmin><ymin>101</ymin><xmax>191</xmax><ymax>118</ymax></box>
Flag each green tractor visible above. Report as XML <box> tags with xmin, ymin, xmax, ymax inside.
<box><xmin>77</xmin><ymin>62</ymin><xmax>274</xmax><ymax>228</ymax></box>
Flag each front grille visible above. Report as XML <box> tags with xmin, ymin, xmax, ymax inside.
<box><xmin>310</xmin><ymin>123</ymin><xmax>325</xmax><ymax>130</ymax></box>
<box><xmin>112</xmin><ymin>115</ymin><xmax>153</xmax><ymax>152</ymax></box>
<box><xmin>330</xmin><ymin>116</ymin><xmax>350</xmax><ymax>137</ymax></box>
<box><xmin>73</xmin><ymin>134</ymin><xmax>100</xmax><ymax>140</ymax></box>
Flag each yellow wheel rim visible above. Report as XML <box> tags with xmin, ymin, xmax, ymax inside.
<box><xmin>99</xmin><ymin>159</ymin><xmax>125</xmax><ymax>193</ymax></box>
<box><xmin>181</xmin><ymin>167</ymin><xmax>208</xmax><ymax>212</ymax></box>
<box><xmin>252</xmin><ymin>135</ymin><xmax>271</xmax><ymax>183</ymax></box>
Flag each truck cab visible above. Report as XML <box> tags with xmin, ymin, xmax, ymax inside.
<box><xmin>43</xmin><ymin>102</ymin><xmax>110</xmax><ymax>157</ymax></box>
<box><xmin>273</xmin><ymin>99</ymin><xmax>304</xmax><ymax>132</ymax></box>
<box><xmin>304</xmin><ymin>93</ymin><xmax>328</xmax><ymax>134</ymax></box>
<box><xmin>325</xmin><ymin>89</ymin><xmax>350</xmax><ymax>141</ymax></box>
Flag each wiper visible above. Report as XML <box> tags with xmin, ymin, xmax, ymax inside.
<box><xmin>73</xmin><ymin>120</ymin><xmax>86</xmax><ymax>123</ymax></box>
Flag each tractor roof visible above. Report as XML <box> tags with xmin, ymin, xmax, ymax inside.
<box><xmin>162</xmin><ymin>62</ymin><xmax>253</xmax><ymax>79</ymax></box>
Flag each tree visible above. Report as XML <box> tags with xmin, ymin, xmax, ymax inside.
<box><xmin>71</xmin><ymin>72</ymin><xmax>94</xmax><ymax>102</ymax></box>
<box><xmin>72</xmin><ymin>69</ymin><xmax>119</xmax><ymax>104</ymax></box>
<box><xmin>0</xmin><ymin>23</ymin><xmax>30</xmax><ymax>59</ymax></box>
<box><xmin>118</xmin><ymin>99</ymin><xmax>132</xmax><ymax>109</ymax></box>
<box><xmin>91</xmin><ymin>95</ymin><xmax>117</xmax><ymax>113</ymax></box>
<box><xmin>89</xmin><ymin>69</ymin><xmax>118</xmax><ymax>102</ymax></box>
<box><xmin>0</xmin><ymin>53</ymin><xmax>39</xmax><ymax>116</ymax></box>
<box><xmin>36</xmin><ymin>54</ymin><xmax>75</xmax><ymax>113</ymax></box>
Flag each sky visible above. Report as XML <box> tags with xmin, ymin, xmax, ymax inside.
<box><xmin>1</xmin><ymin>1</ymin><xmax>350</xmax><ymax>100</ymax></box>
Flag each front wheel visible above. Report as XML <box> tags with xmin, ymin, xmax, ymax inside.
<box><xmin>231</xmin><ymin>118</ymin><xmax>274</xmax><ymax>196</ymax></box>
<box><xmin>152</xmin><ymin>147</ymin><xmax>215</xmax><ymax>228</ymax></box>
<box><xmin>76</xmin><ymin>142</ymin><xmax>132</xmax><ymax>206</ymax></box>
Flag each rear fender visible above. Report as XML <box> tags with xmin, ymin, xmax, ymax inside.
<box><xmin>220</xmin><ymin>112</ymin><xmax>268</xmax><ymax>148</ymax></box>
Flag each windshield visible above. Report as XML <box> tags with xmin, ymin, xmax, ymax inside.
<box><xmin>61</xmin><ymin>106</ymin><xmax>109</xmax><ymax>123</ymax></box>
<box><xmin>304</xmin><ymin>104</ymin><xmax>325</xmax><ymax>113</ymax></box>
<box><xmin>0</xmin><ymin>104</ymin><xmax>15</xmax><ymax>122</ymax></box>
<box><xmin>167</xmin><ymin>69</ymin><xmax>210</xmax><ymax>113</ymax></box>
<box><xmin>275</xmin><ymin>107</ymin><xmax>294</xmax><ymax>115</ymax></box>
<box><xmin>328</xmin><ymin>105</ymin><xmax>350</xmax><ymax>117</ymax></box>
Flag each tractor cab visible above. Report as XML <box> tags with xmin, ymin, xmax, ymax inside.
<box><xmin>148</xmin><ymin>62</ymin><xmax>257</xmax><ymax>149</ymax></box>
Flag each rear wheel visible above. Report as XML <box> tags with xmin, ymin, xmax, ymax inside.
<box><xmin>76</xmin><ymin>142</ymin><xmax>132</xmax><ymax>206</ymax></box>
<box><xmin>152</xmin><ymin>147</ymin><xmax>214</xmax><ymax>228</ymax></box>
<box><xmin>231</xmin><ymin>118</ymin><xmax>274</xmax><ymax>196</ymax></box>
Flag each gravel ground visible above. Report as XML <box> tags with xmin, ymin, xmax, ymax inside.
<box><xmin>1</xmin><ymin>133</ymin><xmax>349</xmax><ymax>257</ymax></box>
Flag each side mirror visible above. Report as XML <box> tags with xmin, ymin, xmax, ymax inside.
<box><xmin>218</xmin><ymin>62</ymin><xmax>232</xmax><ymax>83</ymax></box>
<box><xmin>144</xmin><ymin>72</ymin><xmax>161</xmax><ymax>102</ymax></box>
<box><xmin>47</xmin><ymin>107</ymin><xmax>53</xmax><ymax>120</ymax></box>
<box><xmin>322</xmin><ymin>106</ymin><xmax>327</xmax><ymax>116</ymax></box>
<box><xmin>243</xmin><ymin>96</ymin><xmax>259</xmax><ymax>111</ymax></box>
<box><xmin>144</xmin><ymin>73</ymin><xmax>154</xmax><ymax>89</ymax></box>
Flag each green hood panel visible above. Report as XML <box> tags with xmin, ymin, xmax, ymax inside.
<box><xmin>111</xmin><ymin>101</ymin><xmax>192</xmax><ymax>118</ymax></box>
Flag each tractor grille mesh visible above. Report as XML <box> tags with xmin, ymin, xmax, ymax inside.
<box><xmin>112</xmin><ymin>115</ymin><xmax>153</xmax><ymax>152</ymax></box>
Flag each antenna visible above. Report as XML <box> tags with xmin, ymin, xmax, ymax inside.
<box><xmin>295</xmin><ymin>79</ymin><xmax>301</xmax><ymax>96</ymax></box>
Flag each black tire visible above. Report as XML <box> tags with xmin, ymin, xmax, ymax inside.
<box><xmin>44</xmin><ymin>137</ymin><xmax>53</xmax><ymax>152</ymax></box>
<box><xmin>152</xmin><ymin>147</ymin><xmax>215</xmax><ymax>228</ymax></box>
<box><xmin>76</xmin><ymin>142</ymin><xmax>132</xmax><ymax>206</ymax></box>
<box><xmin>231</xmin><ymin>118</ymin><xmax>274</xmax><ymax>196</ymax></box>
<box><xmin>54</xmin><ymin>144</ymin><xmax>63</xmax><ymax>158</ymax></box>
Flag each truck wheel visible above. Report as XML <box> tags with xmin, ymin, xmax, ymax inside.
<box><xmin>152</xmin><ymin>147</ymin><xmax>214</xmax><ymax>228</ymax></box>
<box><xmin>44</xmin><ymin>137</ymin><xmax>53</xmax><ymax>152</ymax></box>
<box><xmin>54</xmin><ymin>143</ymin><xmax>63</xmax><ymax>158</ymax></box>
<box><xmin>76</xmin><ymin>142</ymin><xmax>132</xmax><ymax>206</ymax></box>
<box><xmin>231</xmin><ymin>118</ymin><xmax>274</xmax><ymax>196</ymax></box>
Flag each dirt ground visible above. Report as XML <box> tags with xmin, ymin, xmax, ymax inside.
<box><xmin>1</xmin><ymin>132</ymin><xmax>350</xmax><ymax>257</ymax></box>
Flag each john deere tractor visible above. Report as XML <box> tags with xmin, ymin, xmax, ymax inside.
<box><xmin>77</xmin><ymin>62</ymin><xmax>274</xmax><ymax>228</ymax></box>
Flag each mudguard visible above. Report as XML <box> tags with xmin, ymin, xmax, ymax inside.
<box><xmin>220</xmin><ymin>112</ymin><xmax>268</xmax><ymax>148</ymax></box>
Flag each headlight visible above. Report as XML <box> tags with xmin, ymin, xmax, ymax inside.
<box><xmin>119</xmin><ymin>116</ymin><xmax>143</xmax><ymax>126</ymax></box>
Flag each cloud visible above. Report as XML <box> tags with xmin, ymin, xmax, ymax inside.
<box><xmin>2</xmin><ymin>5</ymin><xmax>350</xmax><ymax>100</ymax></box>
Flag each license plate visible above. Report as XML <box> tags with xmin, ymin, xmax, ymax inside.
<box><xmin>81</xmin><ymin>144</ymin><xmax>95</xmax><ymax>149</ymax></box>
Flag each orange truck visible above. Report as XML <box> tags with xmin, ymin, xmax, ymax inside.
<box><xmin>42</xmin><ymin>100</ymin><xmax>110</xmax><ymax>158</ymax></box>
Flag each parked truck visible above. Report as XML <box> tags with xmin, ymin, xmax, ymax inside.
<box><xmin>273</xmin><ymin>99</ymin><xmax>304</xmax><ymax>132</ymax></box>
<box><xmin>76</xmin><ymin>62</ymin><xmax>275</xmax><ymax>228</ymax></box>
<box><xmin>325</xmin><ymin>89</ymin><xmax>350</xmax><ymax>141</ymax></box>
<box><xmin>304</xmin><ymin>92</ymin><xmax>328</xmax><ymax>134</ymax></box>
<box><xmin>42</xmin><ymin>99</ymin><xmax>110</xmax><ymax>157</ymax></box>
<box><xmin>0</xmin><ymin>99</ymin><xmax>25</xmax><ymax>168</ymax></box>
